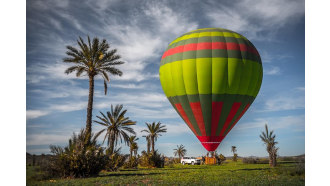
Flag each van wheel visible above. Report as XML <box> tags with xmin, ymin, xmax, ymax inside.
<box><xmin>182</xmin><ymin>162</ymin><xmax>185</xmax><ymax>165</ymax></box>
<box><xmin>191</xmin><ymin>161</ymin><xmax>195</xmax><ymax>165</ymax></box>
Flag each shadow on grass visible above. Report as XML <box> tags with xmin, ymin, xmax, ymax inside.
<box><xmin>99</xmin><ymin>172</ymin><xmax>160</xmax><ymax>177</ymax></box>
<box><xmin>278</xmin><ymin>161</ymin><xmax>301</xmax><ymax>164</ymax></box>
<box><xmin>162</xmin><ymin>167</ymin><xmax>207</xmax><ymax>171</ymax></box>
<box><xmin>232</xmin><ymin>168</ymin><xmax>271</xmax><ymax>171</ymax></box>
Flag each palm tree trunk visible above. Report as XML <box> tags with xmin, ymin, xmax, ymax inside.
<box><xmin>130</xmin><ymin>147</ymin><xmax>132</xmax><ymax>159</ymax></box>
<box><xmin>151</xmin><ymin>136</ymin><xmax>155</xmax><ymax>154</ymax></box>
<box><xmin>86</xmin><ymin>75</ymin><xmax>94</xmax><ymax>142</ymax></box>
<box><xmin>109</xmin><ymin>133</ymin><xmax>115</xmax><ymax>155</ymax></box>
<box><xmin>269</xmin><ymin>153</ymin><xmax>274</xmax><ymax>167</ymax></box>
<box><xmin>147</xmin><ymin>138</ymin><xmax>150</xmax><ymax>153</ymax></box>
<box><xmin>272</xmin><ymin>151</ymin><xmax>277</xmax><ymax>167</ymax></box>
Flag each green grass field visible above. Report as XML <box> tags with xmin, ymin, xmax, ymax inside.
<box><xmin>27</xmin><ymin>160</ymin><xmax>304</xmax><ymax>185</ymax></box>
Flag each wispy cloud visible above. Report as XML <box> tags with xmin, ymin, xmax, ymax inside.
<box><xmin>27</xmin><ymin>133</ymin><xmax>70</xmax><ymax>145</ymax></box>
<box><xmin>263</xmin><ymin>95</ymin><xmax>304</xmax><ymax>112</ymax></box>
<box><xmin>235</xmin><ymin>115</ymin><xmax>305</xmax><ymax>132</ymax></box>
<box><xmin>26</xmin><ymin>110</ymin><xmax>49</xmax><ymax>120</ymax></box>
<box><xmin>110</xmin><ymin>83</ymin><xmax>147</xmax><ymax>89</ymax></box>
<box><xmin>264</xmin><ymin>66</ymin><xmax>280</xmax><ymax>75</ymax></box>
<box><xmin>205</xmin><ymin>0</ymin><xmax>304</xmax><ymax>40</ymax></box>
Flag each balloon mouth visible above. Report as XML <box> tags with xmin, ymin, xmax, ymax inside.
<box><xmin>197</xmin><ymin>136</ymin><xmax>224</xmax><ymax>152</ymax></box>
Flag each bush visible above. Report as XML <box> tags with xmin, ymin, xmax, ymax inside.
<box><xmin>124</xmin><ymin>156</ymin><xmax>139</xmax><ymax>169</ymax></box>
<box><xmin>218</xmin><ymin>154</ymin><xmax>226</xmax><ymax>164</ymax></box>
<box><xmin>242</xmin><ymin>157</ymin><xmax>269</xmax><ymax>164</ymax></box>
<box><xmin>105</xmin><ymin>148</ymin><xmax>128</xmax><ymax>171</ymax></box>
<box><xmin>233</xmin><ymin>154</ymin><xmax>238</xmax><ymax>162</ymax></box>
<box><xmin>243</xmin><ymin>157</ymin><xmax>257</xmax><ymax>164</ymax></box>
<box><xmin>164</xmin><ymin>157</ymin><xmax>176</xmax><ymax>168</ymax></box>
<box><xmin>43</xmin><ymin>129</ymin><xmax>106</xmax><ymax>178</ymax></box>
<box><xmin>139</xmin><ymin>151</ymin><xmax>164</xmax><ymax>168</ymax></box>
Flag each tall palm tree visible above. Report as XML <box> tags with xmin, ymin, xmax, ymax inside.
<box><xmin>260</xmin><ymin>124</ymin><xmax>279</xmax><ymax>167</ymax></box>
<box><xmin>143</xmin><ymin>135</ymin><xmax>151</xmax><ymax>153</ymax></box>
<box><xmin>94</xmin><ymin>104</ymin><xmax>136</xmax><ymax>154</ymax></box>
<box><xmin>173</xmin><ymin>144</ymin><xmax>187</xmax><ymax>160</ymax></box>
<box><xmin>63</xmin><ymin>36</ymin><xmax>124</xmax><ymax>141</ymax></box>
<box><xmin>141</xmin><ymin>122</ymin><xmax>167</xmax><ymax>154</ymax></box>
<box><xmin>128</xmin><ymin>135</ymin><xmax>139</xmax><ymax>159</ymax></box>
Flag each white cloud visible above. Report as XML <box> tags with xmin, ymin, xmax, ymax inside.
<box><xmin>50</xmin><ymin>101</ymin><xmax>87</xmax><ymax>112</ymax></box>
<box><xmin>264</xmin><ymin>95</ymin><xmax>304</xmax><ymax>112</ymax></box>
<box><xmin>26</xmin><ymin>110</ymin><xmax>49</xmax><ymax>120</ymax></box>
<box><xmin>30</xmin><ymin>0</ymin><xmax>70</xmax><ymax>10</ymax></box>
<box><xmin>166</xmin><ymin>123</ymin><xmax>191</xmax><ymax>135</ymax></box>
<box><xmin>206</xmin><ymin>0</ymin><xmax>304</xmax><ymax>40</ymax></box>
<box><xmin>235</xmin><ymin>115</ymin><xmax>305</xmax><ymax>132</ymax></box>
<box><xmin>96</xmin><ymin>2</ymin><xmax>198</xmax><ymax>82</ymax></box>
<box><xmin>264</xmin><ymin>66</ymin><xmax>280</xmax><ymax>75</ymax></box>
<box><xmin>27</xmin><ymin>133</ymin><xmax>70</xmax><ymax>145</ymax></box>
<box><xmin>27</xmin><ymin>62</ymin><xmax>86</xmax><ymax>84</ymax></box>
<box><xmin>49</xmin><ymin>17</ymin><xmax>63</xmax><ymax>31</ymax></box>
<box><xmin>110</xmin><ymin>83</ymin><xmax>146</xmax><ymax>89</ymax></box>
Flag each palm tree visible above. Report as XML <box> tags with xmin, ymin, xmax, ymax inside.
<box><xmin>143</xmin><ymin>135</ymin><xmax>151</xmax><ymax>153</ymax></box>
<box><xmin>128</xmin><ymin>136</ymin><xmax>139</xmax><ymax>159</ymax></box>
<box><xmin>173</xmin><ymin>144</ymin><xmax>187</xmax><ymax>160</ymax></box>
<box><xmin>231</xmin><ymin>146</ymin><xmax>237</xmax><ymax>161</ymax></box>
<box><xmin>94</xmin><ymin>104</ymin><xmax>136</xmax><ymax>154</ymax></box>
<box><xmin>231</xmin><ymin>146</ymin><xmax>237</xmax><ymax>155</ymax></box>
<box><xmin>260</xmin><ymin>124</ymin><xmax>279</xmax><ymax>167</ymax></box>
<box><xmin>141</xmin><ymin>122</ymin><xmax>167</xmax><ymax>154</ymax></box>
<box><xmin>63</xmin><ymin>36</ymin><xmax>124</xmax><ymax>141</ymax></box>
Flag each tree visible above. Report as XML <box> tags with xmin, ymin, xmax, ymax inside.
<box><xmin>63</xmin><ymin>36</ymin><xmax>124</xmax><ymax>141</ymax></box>
<box><xmin>143</xmin><ymin>135</ymin><xmax>151</xmax><ymax>153</ymax></box>
<box><xmin>173</xmin><ymin>144</ymin><xmax>187</xmax><ymax>160</ymax></box>
<box><xmin>231</xmin><ymin>146</ymin><xmax>238</xmax><ymax>162</ymax></box>
<box><xmin>141</xmin><ymin>122</ymin><xmax>167</xmax><ymax>154</ymax></box>
<box><xmin>94</xmin><ymin>104</ymin><xmax>136</xmax><ymax>154</ymax></box>
<box><xmin>128</xmin><ymin>136</ymin><xmax>139</xmax><ymax>159</ymax></box>
<box><xmin>260</xmin><ymin>124</ymin><xmax>279</xmax><ymax>167</ymax></box>
<box><xmin>231</xmin><ymin>146</ymin><xmax>237</xmax><ymax>154</ymax></box>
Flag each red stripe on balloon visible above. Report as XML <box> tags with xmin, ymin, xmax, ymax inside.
<box><xmin>219</xmin><ymin>102</ymin><xmax>242</xmax><ymax>136</ymax></box>
<box><xmin>161</xmin><ymin>42</ymin><xmax>259</xmax><ymax>59</ymax></box>
<box><xmin>175</xmin><ymin>103</ymin><xmax>198</xmax><ymax>136</ymax></box>
<box><xmin>225</xmin><ymin>103</ymin><xmax>251</xmax><ymax>136</ymax></box>
<box><xmin>190</xmin><ymin>102</ymin><xmax>206</xmax><ymax>136</ymax></box>
<box><xmin>197</xmin><ymin>136</ymin><xmax>224</xmax><ymax>152</ymax></box>
<box><xmin>211</xmin><ymin>102</ymin><xmax>223</xmax><ymax>136</ymax></box>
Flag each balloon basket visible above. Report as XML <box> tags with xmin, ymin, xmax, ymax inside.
<box><xmin>204</xmin><ymin>157</ymin><xmax>217</xmax><ymax>165</ymax></box>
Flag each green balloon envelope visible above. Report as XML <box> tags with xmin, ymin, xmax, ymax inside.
<box><xmin>159</xmin><ymin>28</ymin><xmax>263</xmax><ymax>151</ymax></box>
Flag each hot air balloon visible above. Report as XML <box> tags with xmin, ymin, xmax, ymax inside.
<box><xmin>159</xmin><ymin>28</ymin><xmax>263</xmax><ymax>152</ymax></box>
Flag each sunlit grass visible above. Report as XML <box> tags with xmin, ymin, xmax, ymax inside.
<box><xmin>27</xmin><ymin>160</ymin><xmax>304</xmax><ymax>185</ymax></box>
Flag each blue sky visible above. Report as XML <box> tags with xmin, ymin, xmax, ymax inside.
<box><xmin>26</xmin><ymin>0</ymin><xmax>305</xmax><ymax>157</ymax></box>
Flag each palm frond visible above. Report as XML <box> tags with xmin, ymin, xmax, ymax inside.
<box><xmin>65</xmin><ymin>66</ymin><xmax>80</xmax><ymax>74</ymax></box>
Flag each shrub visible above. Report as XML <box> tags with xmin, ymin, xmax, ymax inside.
<box><xmin>139</xmin><ymin>150</ymin><xmax>164</xmax><ymax>168</ymax></box>
<box><xmin>219</xmin><ymin>154</ymin><xmax>226</xmax><ymax>163</ymax></box>
<box><xmin>105</xmin><ymin>149</ymin><xmax>128</xmax><ymax>171</ymax></box>
<box><xmin>123</xmin><ymin>156</ymin><xmax>139</xmax><ymax>169</ymax></box>
<box><xmin>242</xmin><ymin>157</ymin><xmax>269</xmax><ymax>164</ymax></box>
<box><xmin>43</xmin><ymin>129</ymin><xmax>106</xmax><ymax>178</ymax></box>
<box><xmin>233</xmin><ymin>153</ymin><xmax>238</xmax><ymax>162</ymax></box>
<box><xmin>243</xmin><ymin>157</ymin><xmax>257</xmax><ymax>164</ymax></box>
<box><xmin>164</xmin><ymin>157</ymin><xmax>176</xmax><ymax>168</ymax></box>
